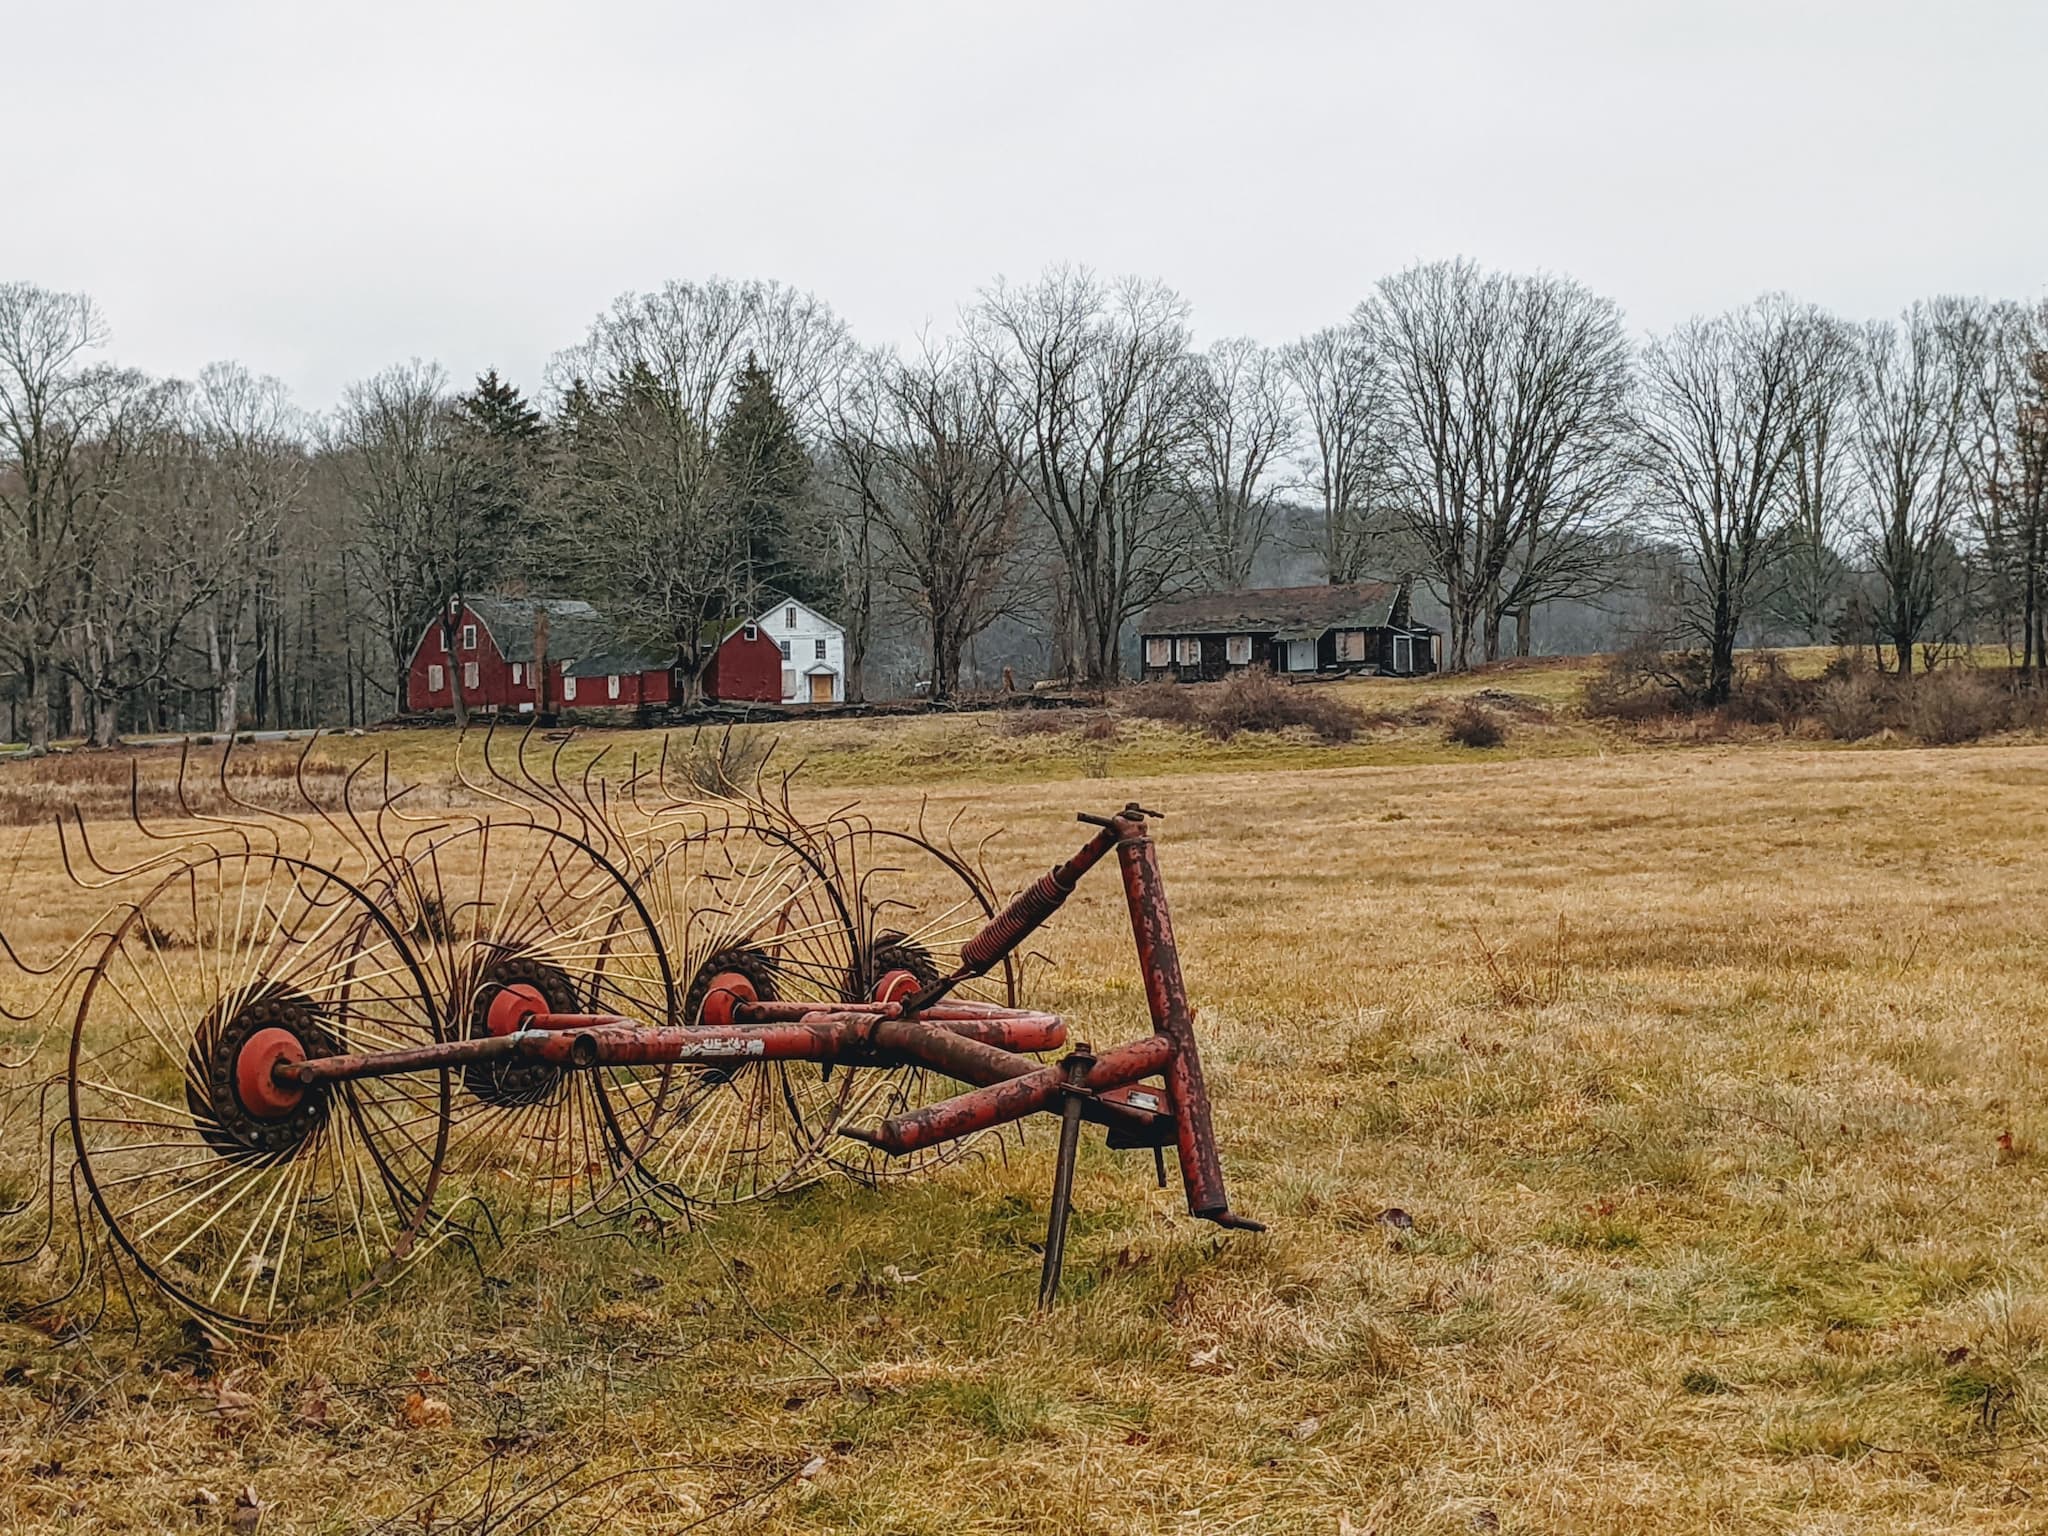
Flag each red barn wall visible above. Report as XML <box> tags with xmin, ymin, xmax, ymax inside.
<box><xmin>406</xmin><ymin>605</ymin><xmax>522</xmax><ymax>713</ymax></box>
<box><xmin>703</xmin><ymin>629</ymin><xmax>782</xmax><ymax>703</ymax></box>
<box><xmin>406</xmin><ymin>604</ymin><xmax>677</xmax><ymax>716</ymax></box>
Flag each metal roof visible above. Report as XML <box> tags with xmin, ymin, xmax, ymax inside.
<box><xmin>465</xmin><ymin>595</ymin><xmax>670</xmax><ymax>674</ymax></box>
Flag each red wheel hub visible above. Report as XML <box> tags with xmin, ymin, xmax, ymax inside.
<box><xmin>872</xmin><ymin>968</ymin><xmax>921</xmax><ymax>1005</ymax></box>
<box><xmin>698</xmin><ymin>970</ymin><xmax>759</xmax><ymax>1028</ymax></box>
<box><xmin>485</xmin><ymin>981</ymin><xmax>551</xmax><ymax>1037</ymax></box>
<box><xmin>235</xmin><ymin>1026</ymin><xmax>308</xmax><ymax>1120</ymax></box>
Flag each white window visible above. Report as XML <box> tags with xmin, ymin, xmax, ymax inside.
<box><xmin>428</xmin><ymin>663</ymin><xmax>444</xmax><ymax>692</ymax></box>
<box><xmin>814</xmin><ymin>638</ymin><xmax>827</xmax><ymax>660</ymax></box>
<box><xmin>786</xmin><ymin>606</ymin><xmax>797</xmax><ymax>627</ymax></box>
<box><xmin>1225</xmin><ymin>634</ymin><xmax>1251</xmax><ymax>665</ymax></box>
<box><xmin>433</xmin><ymin>628</ymin><xmax>445</xmax><ymax>653</ymax></box>
<box><xmin>781</xmin><ymin>669</ymin><xmax>798</xmax><ymax>698</ymax></box>
<box><xmin>779</xmin><ymin>640</ymin><xmax>791</xmax><ymax>660</ymax></box>
<box><xmin>510</xmin><ymin>663</ymin><xmax>523</xmax><ymax>684</ymax></box>
<box><xmin>461</xmin><ymin>624</ymin><xmax>477</xmax><ymax>651</ymax></box>
<box><xmin>1145</xmin><ymin>637</ymin><xmax>1170</xmax><ymax>667</ymax></box>
<box><xmin>743</xmin><ymin>623</ymin><xmax>758</xmax><ymax>641</ymax></box>
<box><xmin>562</xmin><ymin>676</ymin><xmax>577</xmax><ymax>701</ymax></box>
<box><xmin>607</xmin><ymin>674</ymin><xmax>620</xmax><ymax>700</ymax></box>
<box><xmin>1175</xmin><ymin>638</ymin><xmax>1201</xmax><ymax>666</ymax></box>
<box><xmin>463</xmin><ymin>661</ymin><xmax>479</xmax><ymax>690</ymax></box>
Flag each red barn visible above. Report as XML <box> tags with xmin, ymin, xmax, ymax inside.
<box><xmin>700</xmin><ymin>619</ymin><xmax>784</xmax><ymax>703</ymax></box>
<box><xmin>405</xmin><ymin>597</ymin><xmax>674</xmax><ymax>717</ymax></box>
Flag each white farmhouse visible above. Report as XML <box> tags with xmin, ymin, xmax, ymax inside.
<box><xmin>756</xmin><ymin>596</ymin><xmax>847</xmax><ymax>704</ymax></box>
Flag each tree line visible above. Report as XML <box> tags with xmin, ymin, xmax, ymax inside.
<box><xmin>4</xmin><ymin>262</ymin><xmax>2046</xmax><ymax>746</ymax></box>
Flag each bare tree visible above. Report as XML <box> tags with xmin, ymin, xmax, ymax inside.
<box><xmin>975</xmin><ymin>268</ymin><xmax>1198</xmax><ymax>685</ymax></box>
<box><xmin>190</xmin><ymin>362</ymin><xmax>308</xmax><ymax>732</ymax></box>
<box><xmin>1635</xmin><ymin>297</ymin><xmax>1836</xmax><ymax>704</ymax></box>
<box><xmin>1282</xmin><ymin>325</ymin><xmax>1389</xmax><ymax>583</ymax></box>
<box><xmin>1949</xmin><ymin>301</ymin><xmax>2048</xmax><ymax>675</ymax></box>
<box><xmin>1184</xmin><ymin>337</ymin><xmax>1296</xmax><ymax>589</ymax></box>
<box><xmin>1359</xmin><ymin>260</ymin><xmax>1632</xmax><ymax>668</ymax></box>
<box><xmin>1851</xmin><ymin>303</ymin><xmax>1973</xmax><ymax>675</ymax></box>
<box><xmin>63</xmin><ymin>381</ymin><xmax>215</xmax><ymax>745</ymax></box>
<box><xmin>1772</xmin><ymin>316</ymin><xmax>1857</xmax><ymax>642</ymax></box>
<box><xmin>0</xmin><ymin>284</ymin><xmax>127</xmax><ymax>749</ymax></box>
<box><xmin>867</xmin><ymin>342</ymin><xmax>1024</xmax><ymax>699</ymax></box>
<box><xmin>331</xmin><ymin>361</ymin><xmax>469</xmax><ymax>716</ymax></box>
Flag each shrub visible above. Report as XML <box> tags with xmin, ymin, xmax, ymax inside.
<box><xmin>1119</xmin><ymin>682</ymin><xmax>1203</xmax><ymax>727</ymax></box>
<box><xmin>1201</xmin><ymin>668</ymin><xmax>1366</xmax><ymax>744</ymax></box>
<box><xmin>1445</xmin><ymin>700</ymin><xmax>1506</xmax><ymax>749</ymax></box>
<box><xmin>676</xmin><ymin>727</ymin><xmax>770</xmax><ymax>794</ymax></box>
<box><xmin>1907</xmin><ymin>670</ymin><xmax>2010</xmax><ymax>746</ymax></box>
<box><xmin>1583</xmin><ymin>638</ymin><xmax>1711</xmax><ymax>720</ymax></box>
<box><xmin>1720</xmin><ymin>651</ymin><xmax>1818</xmax><ymax>726</ymax></box>
<box><xmin>1818</xmin><ymin>671</ymin><xmax>1892</xmax><ymax>745</ymax></box>
<box><xmin>1116</xmin><ymin>669</ymin><xmax>1366</xmax><ymax>744</ymax></box>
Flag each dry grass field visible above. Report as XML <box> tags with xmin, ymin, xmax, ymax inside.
<box><xmin>7</xmin><ymin>690</ymin><xmax>2048</xmax><ymax>1533</ymax></box>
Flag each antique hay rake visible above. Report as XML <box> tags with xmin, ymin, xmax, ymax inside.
<box><xmin>3</xmin><ymin>731</ymin><xmax>1259</xmax><ymax>1332</ymax></box>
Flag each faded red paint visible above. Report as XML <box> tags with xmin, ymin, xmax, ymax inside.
<box><xmin>702</xmin><ymin>624</ymin><xmax>783</xmax><ymax>703</ymax></box>
<box><xmin>404</xmin><ymin>604</ymin><xmax>672</xmax><ymax>716</ymax></box>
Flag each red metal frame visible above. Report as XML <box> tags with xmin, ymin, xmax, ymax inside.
<box><xmin>267</xmin><ymin>802</ymin><xmax>1261</xmax><ymax>1303</ymax></box>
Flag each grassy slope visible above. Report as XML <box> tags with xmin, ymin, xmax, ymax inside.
<box><xmin>7</xmin><ymin>665</ymin><xmax>2048</xmax><ymax>1530</ymax></box>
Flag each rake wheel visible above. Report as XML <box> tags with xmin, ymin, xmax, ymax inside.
<box><xmin>68</xmin><ymin>852</ymin><xmax>445</xmax><ymax>1330</ymax></box>
<box><xmin>610</xmin><ymin>812</ymin><xmax>869</xmax><ymax>1208</ymax></box>
<box><xmin>383</xmin><ymin>820</ymin><xmax>674</xmax><ymax>1238</ymax></box>
<box><xmin>821</xmin><ymin>822</ymin><xmax>1022</xmax><ymax>1183</ymax></box>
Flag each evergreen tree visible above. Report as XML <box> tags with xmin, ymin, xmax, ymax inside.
<box><xmin>453</xmin><ymin>369</ymin><xmax>548</xmax><ymax>587</ymax></box>
<box><xmin>714</xmin><ymin>352</ymin><xmax>811</xmax><ymax>601</ymax></box>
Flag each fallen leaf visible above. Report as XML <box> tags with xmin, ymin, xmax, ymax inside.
<box><xmin>230</xmin><ymin>1484</ymin><xmax>264</xmax><ymax>1535</ymax></box>
<box><xmin>797</xmin><ymin>1455</ymin><xmax>826</xmax><ymax>1481</ymax></box>
<box><xmin>291</xmin><ymin>1376</ymin><xmax>332</xmax><ymax>1429</ymax></box>
<box><xmin>399</xmin><ymin>1389</ymin><xmax>453</xmax><ymax>1430</ymax></box>
<box><xmin>1471</xmin><ymin>1510</ymin><xmax>1499</xmax><ymax>1533</ymax></box>
<box><xmin>1376</xmin><ymin>1207</ymin><xmax>1415</xmax><ymax>1231</ymax></box>
<box><xmin>1292</xmin><ymin>1414</ymin><xmax>1321</xmax><ymax>1441</ymax></box>
<box><xmin>1188</xmin><ymin>1345</ymin><xmax>1227</xmax><ymax>1373</ymax></box>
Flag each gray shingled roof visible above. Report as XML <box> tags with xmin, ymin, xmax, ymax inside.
<box><xmin>1141</xmin><ymin>583</ymin><xmax>1403</xmax><ymax>636</ymax></box>
<box><xmin>466</xmin><ymin>595</ymin><xmax>671</xmax><ymax>674</ymax></box>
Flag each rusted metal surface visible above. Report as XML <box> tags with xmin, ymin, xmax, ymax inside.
<box><xmin>1115</xmin><ymin>816</ymin><xmax>1227</xmax><ymax>1218</ymax></box>
<box><xmin>842</xmin><ymin>1032</ymin><xmax>1176</xmax><ymax>1155</ymax></box>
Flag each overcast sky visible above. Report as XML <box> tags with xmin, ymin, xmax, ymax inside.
<box><xmin>8</xmin><ymin>0</ymin><xmax>2044</xmax><ymax>410</ymax></box>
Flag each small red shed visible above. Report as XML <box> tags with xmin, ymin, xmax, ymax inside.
<box><xmin>701</xmin><ymin>620</ymin><xmax>784</xmax><ymax>704</ymax></box>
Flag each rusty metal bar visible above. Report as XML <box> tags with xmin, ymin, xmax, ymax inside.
<box><xmin>841</xmin><ymin>1032</ymin><xmax>1175</xmax><ymax>1156</ymax></box>
<box><xmin>1114</xmin><ymin>813</ymin><xmax>1262</xmax><ymax>1231</ymax></box>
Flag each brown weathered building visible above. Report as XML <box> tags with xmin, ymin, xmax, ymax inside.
<box><xmin>1138</xmin><ymin>582</ymin><xmax>1440</xmax><ymax>682</ymax></box>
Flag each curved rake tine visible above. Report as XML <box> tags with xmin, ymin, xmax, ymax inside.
<box><xmin>169</xmin><ymin>736</ymin><xmax>283</xmax><ymax>853</ymax></box>
<box><xmin>217</xmin><ymin>731</ymin><xmax>313</xmax><ymax>858</ymax></box>
<box><xmin>56</xmin><ymin>813</ymin><xmax>180</xmax><ymax>890</ymax></box>
<box><xmin>291</xmin><ymin>731</ymin><xmax>362</xmax><ymax>875</ymax></box>
<box><xmin>125</xmin><ymin>754</ymin><xmax>187</xmax><ymax>847</ymax></box>
<box><xmin>458</xmin><ymin>724</ymin><xmax>549</xmax><ymax>824</ymax></box>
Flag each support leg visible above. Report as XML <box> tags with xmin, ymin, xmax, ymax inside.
<box><xmin>1038</xmin><ymin>1048</ymin><xmax>1093</xmax><ymax>1310</ymax></box>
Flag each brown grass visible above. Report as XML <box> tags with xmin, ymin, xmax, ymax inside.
<box><xmin>11</xmin><ymin>714</ymin><xmax>2048</xmax><ymax>1530</ymax></box>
